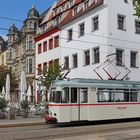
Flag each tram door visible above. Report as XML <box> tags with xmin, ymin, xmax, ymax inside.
<box><xmin>70</xmin><ymin>88</ymin><xmax>79</xmax><ymax>121</ymax></box>
<box><xmin>79</xmin><ymin>88</ymin><xmax>88</xmax><ymax>121</ymax></box>
<box><xmin>70</xmin><ymin>88</ymin><xmax>88</xmax><ymax>121</ymax></box>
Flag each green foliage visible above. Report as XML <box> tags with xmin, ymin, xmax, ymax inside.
<box><xmin>134</xmin><ymin>0</ymin><xmax>140</xmax><ymax>17</ymax></box>
<box><xmin>0</xmin><ymin>65</ymin><xmax>9</xmax><ymax>91</ymax></box>
<box><xmin>0</xmin><ymin>65</ymin><xmax>18</xmax><ymax>93</ymax></box>
<box><xmin>0</xmin><ymin>98</ymin><xmax>7</xmax><ymax>111</ymax></box>
<box><xmin>43</xmin><ymin>61</ymin><xmax>63</xmax><ymax>90</ymax></box>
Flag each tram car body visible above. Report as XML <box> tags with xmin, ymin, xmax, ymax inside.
<box><xmin>46</xmin><ymin>78</ymin><xmax>140</xmax><ymax>123</ymax></box>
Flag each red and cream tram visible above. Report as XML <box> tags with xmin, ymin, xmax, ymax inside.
<box><xmin>46</xmin><ymin>78</ymin><xmax>140</xmax><ymax>123</ymax></box>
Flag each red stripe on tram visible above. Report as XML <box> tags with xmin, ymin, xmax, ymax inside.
<box><xmin>48</xmin><ymin>102</ymin><xmax>140</xmax><ymax>107</ymax></box>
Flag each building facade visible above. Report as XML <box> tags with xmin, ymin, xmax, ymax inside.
<box><xmin>35</xmin><ymin>0</ymin><xmax>140</xmax><ymax>103</ymax></box>
<box><xmin>7</xmin><ymin>6</ymin><xmax>40</xmax><ymax>103</ymax></box>
<box><xmin>0</xmin><ymin>36</ymin><xmax>7</xmax><ymax>66</ymax></box>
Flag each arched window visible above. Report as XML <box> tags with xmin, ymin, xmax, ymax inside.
<box><xmin>29</xmin><ymin>21</ymin><xmax>34</xmax><ymax>29</ymax></box>
<box><xmin>9</xmin><ymin>48</ymin><xmax>12</xmax><ymax>60</ymax></box>
<box><xmin>34</xmin><ymin>22</ymin><xmax>37</xmax><ymax>29</ymax></box>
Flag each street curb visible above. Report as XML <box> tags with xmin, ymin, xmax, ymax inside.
<box><xmin>0</xmin><ymin>122</ymin><xmax>45</xmax><ymax>128</ymax></box>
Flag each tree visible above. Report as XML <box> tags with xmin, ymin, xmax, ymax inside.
<box><xmin>0</xmin><ymin>98</ymin><xmax>7</xmax><ymax>111</ymax></box>
<box><xmin>134</xmin><ymin>0</ymin><xmax>140</xmax><ymax>17</ymax></box>
<box><xmin>43</xmin><ymin>61</ymin><xmax>63</xmax><ymax>90</ymax></box>
<box><xmin>0</xmin><ymin>65</ymin><xmax>18</xmax><ymax>93</ymax></box>
<box><xmin>0</xmin><ymin>65</ymin><xmax>9</xmax><ymax>91</ymax></box>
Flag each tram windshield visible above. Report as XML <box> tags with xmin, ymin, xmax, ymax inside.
<box><xmin>49</xmin><ymin>87</ymin><xmax>69</xmax><ymax>103</ymax></box>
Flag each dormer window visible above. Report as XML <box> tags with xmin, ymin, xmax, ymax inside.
<box><xmin>70</xmin><ymin>0</ymin><xmax>73</xmax><ymax>7</ymax></box>
<box><xmin>84</xmin><ymin>0</ymin><xmax>89</xmax><ymax>10</ymax></box>
<box><xmin>54</xmin><ymin>15</ymin><xmax>62</xmax><ymax>25</ymax></box>
<box><xmin>73</xmin><ymin>6</ymin><xmax>78</xmax><ymax>16</ymax></box>
<box><xmin>62</xmin><ymin>4</ymin><xmax>65</xmax><ymax>11</ymax></box>
<box><xmin>54</xmin><ymin>9</ymin><xmax>57</xmax><ymax>15</ymax></box>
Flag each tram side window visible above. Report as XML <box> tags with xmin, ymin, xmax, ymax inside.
<box><xmin>80</xmin><ymin>88</ymin><xmax>88</xmax><ymax>103</ymax></box>
<box><xmin>71</xmin><ymin>88</ymin><xmax>77</xmax><ymax>103</ymax></box>
<box><xmin>61</xmin><ymin>87</ymin><xmax>69</xmax><ymax>103</ymax></box>
<box><xmin>98</xmin><ymin>89</ymin><xmax>114</xmax><ymax>102</ymax></box>
<box><xmin>114</xmin><ymin>90</ymin><xmax>125</xmax><ymax>102</ymax></box>
<box><xmin>130</xmin><ymin>89</ymin><xmax>137</xmax><ymax>102</ymax></box>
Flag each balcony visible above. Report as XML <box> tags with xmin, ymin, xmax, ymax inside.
<box><xmin>25</xmin><ymin>50</ymin><xmax>35</xmax><ymax>56</ymax></box>
<box><xmin>7</xmin><ymin>59</ymin><xmax>14</xmax><ymax>65</ymax></box>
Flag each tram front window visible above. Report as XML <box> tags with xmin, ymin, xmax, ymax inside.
<box><xmin>61</xmin><ymin>87</ymin><xmax>69</xmax><ymax>103</ymax></box>
<box><xmin>49</xmin><ymin>91</ymin><xmax>61</xmax><ymax>103</ymax></box>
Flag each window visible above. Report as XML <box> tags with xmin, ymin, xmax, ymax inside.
<box><xmin>130</xmin><ymin>51</ymin><xmax>137</xmax><ymax>67</ymax></box>
<box><xmin>28</xmin><ymin>37</ymin><xmax>33</xmax><ymax>50</ymax></box>
<box><xmin>62</xmin><ymin>5</ymin><xmax>65</xmax><ymax>11</ymax></box>
<box><xmin>80</xmin><ymin>88</ymin><xmax>88</xmax><ymax>103</ymax></box>
<box><xmin>64</xmin><ymin>56</ymin><xmax>69</xmax><ymax>69</ymax></box>
<box><xmin>54</xmin><ymin>58</ymin><xmax>59</xmax><ymax>66</ymax></box>
<box><xmin>38</xmin><ymin>64</ymin><xmax>41</xmax><ymax>75</ymax></box>
<box><xmin>9</xmin><ymin>48</ymin><xmax>12</xmax><ymax>60</ymax></box>
<box><xmin>70</xmin><ymin>0</ymin><xmax>73</xmax><ymax>7</ymax></box>
<box><xmin>79</xmin><ymin>23</ymin><xmax>85</xmax><ymax>37</ymax></box>
<box><xmin>43</xmin><ymin>62</ymin><xmax>47</xmax><ymax>70</ymax></box>
<box><xmin>43</xmin><ymin>41</ymin><xmax>47</xmax><ymax>52</ymax></box>
<box><xmin>49</xmin><ymin>39</ymin><xmax>53</xmax><ymax>50</ymax></box>
<box><xmin>61</xmin><ymin>87</ymin><xmax>69</xmax><ymax>103</ymax></box>
<box><xmin>130</xmin><ymin>89</ymin><xmax>137</xmax><ymax>102</ymax></box>
<box><xmin>68</xmin><ymin>29</ymin><xmax>73</xmax><ymax>41</ymax></box>
<box><xmin>29</xmin><ymin>59</ymin><xmax>33</xmax><ymax>73</ymax></box>
<box><xmin>133</xmin><ymin>0</ymin><xmax>136</xmax><ymax>6</ymax></box>
<box><xmin>71</xmin><ymin>88</ymin><xmax>77</xmax><ymax>103</ymax></box>
<box><xmin>93</xmin><ymin>47</ymin><xmax>100</xmax><ymax>63</ymax></box>
<box><xmin>116</xmin><ymin>49</ymin><xmax>123</xmax><ymax>66</ymax></box>
<box><xmin>84</xmin><ymin>50</ymin><xmax>90</xmax><ymax>65</ymax></box>
<box><xmin>135</xmin><ymin>20</ymin><xmax>140</xmax><ymax>34</ymax></box>
<box><xmin>49</xmin><ymin>60</ymin><xmax>53</xmax><ymax>68</ymax></box>
<box><xmin>124</xmin><ymin>0</ymin><xmax>128</xmax><ymax>3</ymax></box>
<box><xmin>55</xmin><ymin>16</ymin><xmax>60</xmax><ymax>25</ymax></box>
<box><xmin>38</xmin><ymin>43</ymin><xmax>42</xmax><ymax>54</ymax></box>
<box><xmin>72</xmin><ymin>54</ymin><xmax>78</xmax><ymax>68</ymax></box>
<box><xmin>29</xmin><ymin>21</ymin><xmax>34</xmax><ymax>29</ymax></box>
<box><xmin>118</xmin><ymin>15</ymin><xmax>126</xmax><ymax>30</ymax></box>
<box><xmin>98</xmin><ymin>89</ymin><xmax>114</xmax><ymax>102</ymax></box>
<box><xmin>73</xmin><ymin>6</ymin><xmax>78</xmax><ymax>16</ymax></box>
<box><xmin>54</xmin><ymin>36</ymin><xmax>59</xmax><ymax>48</ymax></box>
<box><xmin>84</xmin><ymin>0</ymin><xmax>89</xmax><ymax>9</ymax></box>
<box><xmin>92</xmin><ymin>16</ymin><xmax>99</xmax><ymax>31</ymax></box>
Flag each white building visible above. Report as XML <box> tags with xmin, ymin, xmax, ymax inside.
<box><xmin>35</xmin><ymin>0</ymin><xmax>140</xmax><ymax>103</ymax></box>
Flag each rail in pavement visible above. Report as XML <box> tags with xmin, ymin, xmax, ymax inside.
<box><xmin>0</xmin><ymin>116</ymin><xmax>45</xmax><ymax>128</ymax></box>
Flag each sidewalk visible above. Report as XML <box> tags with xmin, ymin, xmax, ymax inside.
<box><xmin>0</xmin><ymin>115</ymin><xmax>45</xmax><ymax>128</ymax></box>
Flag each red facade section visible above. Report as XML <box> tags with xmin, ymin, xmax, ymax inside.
<box><xmin>43</xmin><ymin>41</ymin><xmax>47</xmax><ymax>52</ymax></box>
<box><xmin>38</xmin><ymin>64</ymin><xmax>41</xmax><ymax>75</ymax></box>
<box><xmin>35</xmin><ymin>28</ymin><xmax>60</xmax><ymax>42</ymax></box>
<box><xmin>38</xmin><ymin>43</ymin><xmax>42</xmax><ymax>54</ymax></box>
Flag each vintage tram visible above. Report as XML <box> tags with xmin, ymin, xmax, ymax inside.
<box><xmin>46</xmin><ymin>78</ymin><xmax>140</xmax><ymax>123</ymax></box>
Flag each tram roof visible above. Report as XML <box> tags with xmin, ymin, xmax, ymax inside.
<box><xmin>52</xmin><ymin>78</ymin><xmax>140</xmax><ymax>89</ymax></box>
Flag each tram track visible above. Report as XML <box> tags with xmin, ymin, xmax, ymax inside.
<box><xmin>9</xmin><ymin>121</ymin><xmax>140</xmax><ymax>140</ymax></box>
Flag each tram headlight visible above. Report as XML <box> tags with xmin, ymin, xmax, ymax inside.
<box><xmin>49</xmin><ymin>111</ymin><xmax>52</xmax><ymax>116</ymax></box>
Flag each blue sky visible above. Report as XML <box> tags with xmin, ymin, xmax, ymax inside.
<box><xmin>0</xmin><ymin>0</ymin><xmax>57</xmax><ymax>40</ymax></box>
